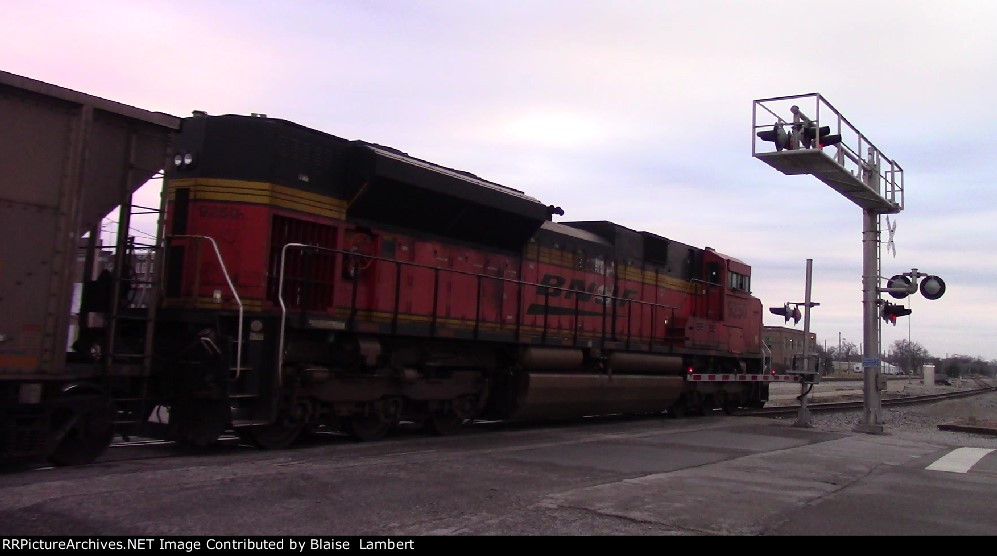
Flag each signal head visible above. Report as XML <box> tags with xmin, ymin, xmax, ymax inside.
<box><xmin>881</xmin><ymin>302</ymin><xmax>912</xmax><ymax>326</ymax></box>
<box><xmin>887</xmin><ymin>274</ymin><xmax>913</xmax><ymax>299</ymax></box>
<box><xmin>920</xmin><ymin>275</ymin><xmax>946</xmax><ymax>300</ymax></box>
<box><xmin>769</xmin><ymin>303</ymin><xmax>792</xmax><ymax>323</ymax></box>
<box><xmin>801</xmin><ymin>124</ymin><xmax>842</xmax><ymax>149</ymax></box>
<box><xmin>757</xmin><ymin>124</ymin><xmax>789</xmax><ymax>151</ymax></box>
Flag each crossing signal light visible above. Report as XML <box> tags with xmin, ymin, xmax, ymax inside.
<box><xmin>757</xmin><ymin>124</ymin><xmax>790</xmax><ymax>151</ymax></box>
<box><xmin>887</xmin><ymin>274</ymin><xmax>913</xmax><ymax>299</ymax></box>
<box><xmin>920</xmin><ymin>275</ymin><xmax>946</xmax><ymax>300</ymax></box>
<box><xmin>881</xmin><ymin>302</ymin><xmax>912</xmax><ymax>326</ymax></box>
<box><xmin>769</xmin><ymin>303</ymin><xmax>801</xmax><ymax>325</ymax></box>
<box><xmin>802</xmin><ymin>124</ymin><xmax>842</xmax><ymax>149</ymax></box>
<box><xmin>769</xmin><ymin>303</ymin><xmax>791</xmax><ymax>322</ymax></box>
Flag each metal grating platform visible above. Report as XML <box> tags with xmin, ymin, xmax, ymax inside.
<box><xmin>755</xmin><ymin>149</ymin><xmax>900</xmax><ymax>214</ymax></box>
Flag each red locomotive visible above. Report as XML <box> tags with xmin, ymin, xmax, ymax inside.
<box><xmin>2</xmin><ymin>72</ymin><xmax>785</xmax><ymax>466</ymax></box>
<box><xmin>153</xmin><ymin>114</ymin><xmax>772</xmax><ymax>448</ymax></box>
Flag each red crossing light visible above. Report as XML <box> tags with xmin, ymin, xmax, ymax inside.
<box><xmin>881</xmin><ymin>302</ymin><xmax>912</xmax><ymax>326</ymax></box>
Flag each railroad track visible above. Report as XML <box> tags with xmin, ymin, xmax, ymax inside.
<box><xmin>105</xmin><ymin>383</ymin><xmax>997</xmax><ymax>450</ymax></box>
<box><xmin>738</xmin><ymin>384</ymin><xmax>997</xmax><ymax>417</ymax></box>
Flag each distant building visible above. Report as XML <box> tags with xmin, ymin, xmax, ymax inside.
<box><xmin>831</xmin><ymin>361</ymin><xmax>903</xmax><ymax>374</ymax></box>
<box><xmin>881</xmin><ymin>362</ymin><xmax>902</xmax><ymax>375</ymax></box>
<box><xmin>832</xmin><ymin>361</ymin><xmax>861</xmax><ymax>373</ymax></box>
<box><xmin>129</xmin><ymin>250</ymin><xmax>156</xmax><ymax>308</ymax></box>
<box><xmin>763</xmin><ymin>326</ymin><xmax>817</xmax><ymax>372</ymax></box>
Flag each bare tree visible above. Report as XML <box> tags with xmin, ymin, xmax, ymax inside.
<box><xmin>837</xmin><ymin>340</ymin><xmax>859</xmax><ymax>363</ymax></box>
<box><xmin>887</xmin><ymin>339</ymin><xmax>931</xmax><ymax>374</ymax></box>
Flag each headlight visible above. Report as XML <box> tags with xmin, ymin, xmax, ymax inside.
<box><xmin>173</xmin><ymin>154</ymin><xmax>183</xmax><ymax>167</ymax></box>
<box><xmin>183</xmin><ymin>152</ymin><xmax>194</xmax><ymax>166</ymax></box>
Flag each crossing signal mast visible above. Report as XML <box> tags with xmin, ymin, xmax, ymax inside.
<box><xmin>752</xmin><ymin>93</ymin><xmax>909</xmax><ymax>434</ymax></box>
<box><xmin>769</xmin><ymin>260</ymin><xmax>822</xmax><ymax>428</ymax></box>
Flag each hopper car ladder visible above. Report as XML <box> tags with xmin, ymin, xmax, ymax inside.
<box><xmin>87</xmin><ymin>177</ymin><xmax>169</xmax><ymax>438</ymax></box>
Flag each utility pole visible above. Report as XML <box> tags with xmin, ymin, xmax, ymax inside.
<box><xmin>794</xmin><ymin>259</ymin><xmax>817</xmax><ymax>428</ymax></box>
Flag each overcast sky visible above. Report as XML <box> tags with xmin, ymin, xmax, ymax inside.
<box><xmin>4</xmin><ymin>1</ymin><xmax>995</xmax><ymax>360</ymax></box>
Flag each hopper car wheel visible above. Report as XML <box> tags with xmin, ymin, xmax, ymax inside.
<box><xmin>426</xmin><ymin>413</ymin><xmax>465</xmax><ymax>436</ymax></box>
<box><xmin>346</xmin><ymin>415</ymin><xmax>394</xmax><ymax>441</ymax></box>
<box><xmin>238</xmin><ymin>424</ymin><xmax>303</xmax><ymax>450</ymax></box>
<box><xmin>722</xmin><ymin>399</ymin><xmax>741</xmax><ymax>415</ymax></box>
<box><xmin>48</xmin><ymin>393</ymin><xmax>115</xmax><ymax>466</ymax></box>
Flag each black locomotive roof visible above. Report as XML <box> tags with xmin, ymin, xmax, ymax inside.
<box><xmin>169</xmin><ymin>114</ymin><xmax>551</xmax><ymax>251</ymax></box>
<box><xmin>344</xmin><ymin>142</ymin><xmax>550</xmax><ymax>251</ymax></box>
<box><xmin>350</xmin><ymin>142</ymin><xmax>547</xmax><ymax>216</ymax></box>
<box><xmin>168</xmin><ymin>114</ymin><xmax>353</xmax><ymax>193</ymax></box>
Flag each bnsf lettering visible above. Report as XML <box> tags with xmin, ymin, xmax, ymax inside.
<box><xmin>536</xmin><ymin>273</ymin><xmax>636</xmax><ymax>307</ymax></box>
<box><xmin>536</xmin><ymin>274</ymin><xmax>565</xmax><ymax>296</ymax></box>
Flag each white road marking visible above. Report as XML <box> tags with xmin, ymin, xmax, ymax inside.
<box><xmin>926</xmin><ymin>447</ymin><xmax>995</xmax><ymax>473</ymax></box>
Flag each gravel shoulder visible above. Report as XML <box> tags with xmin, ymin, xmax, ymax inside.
<box><xmin>769</xmin><ymin>387</ymin><xmax>997</xmax><ymax>449</ymax></box>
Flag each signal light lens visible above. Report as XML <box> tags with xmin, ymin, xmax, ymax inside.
<box><xmin>887</xmin><ymin>274</ymin><xmax>912</xmax><ymax>299</ymax></box>
<box><xmin>920</xmin><ymin>275</ymin><xmax>946</xmax><ymax>300</ymax></box>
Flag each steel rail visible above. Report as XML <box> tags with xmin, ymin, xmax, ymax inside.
<box><xmin>738</xmin><ymin>386</ymin><xmax>997</xmax><ymax>417</ymax></box>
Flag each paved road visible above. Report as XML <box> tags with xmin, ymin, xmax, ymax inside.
<box><xmin>1</xmin><ymin>412</ymin><xmax>995</xmax><ymax>536</ymax></box>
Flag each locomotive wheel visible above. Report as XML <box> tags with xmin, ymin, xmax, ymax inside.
<box><xmin>346</xmin><ymin>415</ymin><xmax>394</xmax><ymax>441</ymax></box>
<box><xmin>237</xmin><ymin>424</ymin><xmax>303</xmax><ymax>450</ymax></box>
<box><xmin>426</xmin><ymin>413</ymin><xmax>464</xmax><ymax>436</ymax></box>
<box><xmin>48</xmin><ymin>393</ymin><xmax>115</xmax><ymax>466</ymax></box>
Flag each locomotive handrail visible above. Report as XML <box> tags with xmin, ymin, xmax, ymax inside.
<box><xmin>275</xmin><ymin>243</ymin><xmax>681</xmax><ymax>364</ymax></box>
<box><xmin>167</xmin><ymin>235</ymin><xmax>244</xmax><ymax>378</ymax></box>
<box><xmin>276</xmin><ymin>242</ymin><xmax>309</xmax><ymax>387</ymax></box>
<box><xmin>760</xmin><ymin>338</ymin><xmax>773</xmax><ymax>374</ymax></box>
